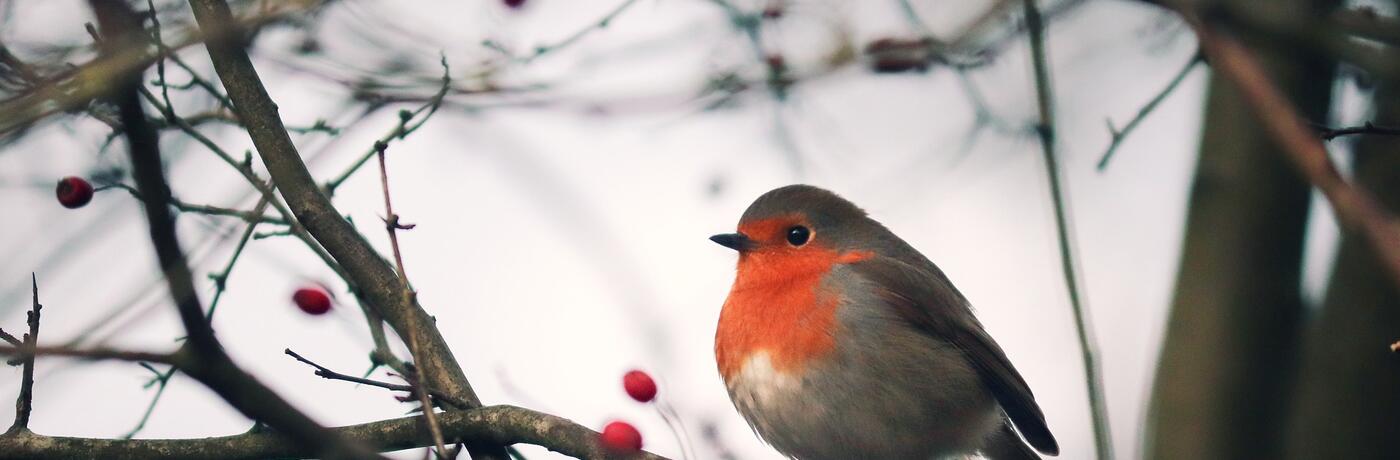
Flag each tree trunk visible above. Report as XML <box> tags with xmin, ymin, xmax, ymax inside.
<box><xmin>1283</xmin><ymin>83</ymin><xmax>1400</xmax><ymax>459</ymax></box>
<box><xmin>1144</xmin><ymin>2</ymin><xmax>1337</xmax><ymax>458</ymax></box>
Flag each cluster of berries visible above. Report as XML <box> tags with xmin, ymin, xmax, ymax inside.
<box><xmin>599</xmin><ymin>369</ymin><xmax>657</xmax><ymax>454</ymax></box>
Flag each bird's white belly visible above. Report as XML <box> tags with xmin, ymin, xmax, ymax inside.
<box><xmin>725</xmin><ymin>351</ymin><xmax>804</xmax><ymax>415</ymax></box>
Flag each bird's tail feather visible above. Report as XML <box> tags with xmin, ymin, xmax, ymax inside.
<box><xmin>979</xmin><ymin>420</ymin><xmax>1041</xmax><ymax>460</ymax></box>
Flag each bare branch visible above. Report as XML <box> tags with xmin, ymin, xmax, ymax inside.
<box><xmin>184</xmin><ymin>2</ymin><xmax>506</xmax><ymax>457</ymax></box>
<box><xmin>1021</xmin><ymin>1</ymin><xmax>1113</xmax><ymax>458</ymax></box>
<box><xmin>0</xmin><ymin>405</ymin><xmax>668</xmax><ymax>460</ymax></box>
<box><xmin>284</xmin><ymin>349</ymin><xmax>472</xmax><ymax>410</ymax></box>
<box><xmin>375</xmin><ymin>138</ymin><xmax>449</xmax><ymax>458</ymax></box>
<box><xmin>87</xmin><ymin>1</ymin><xmax>376</xmax><ymax>457</ymax></box>
<box><xmin>1097</xmin><ymin>51</ymin><xmax>1204</xmax><ymax>171</ymax></box>
<box><xmin>5</xmin><ymin>274</ymin><xmax>41</xmax><ymax>434</ymax></box>
<box><xmin>1314</xmin><ymin>121</ymin><xmax>1400</xmax><ymax>141</ymax></box>
<box><xmin>0</xmin><ymin>1</ymin><xmax>323</xmax><ymax>134</ymax></box>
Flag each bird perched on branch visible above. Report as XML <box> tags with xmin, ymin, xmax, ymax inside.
<box><xmin>711</xmin><ymin>184</ymin><xmax>1058</xmax><ymax>460</ymax></box>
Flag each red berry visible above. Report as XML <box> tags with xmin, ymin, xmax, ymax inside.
<box><xmin>55</xmin><ymin>176</ymin><xmax>93</xmax><ymax>209</ymax></box>
<box><xmin>292</xmin><ymin>287</ymin><xmax>332</xmax><ymax>315</ymax></box>
<box><xmin>622</xmin><ymin>370</ymin><xmax>657</xmax><ymax>403</ymax></box>
<box><xmin>600</xmin><ymin>421</ymin><xmax>642</xmax><ymax>453</ymax></box>
<box><xmin>504</xmin><ymin>0</ymin><xmax>525</xmax><ymax>9</ymax></box>
<box><xmin>765</xmin><ymin>54</ymin><xmax>786</xmax><ymax>73</ymax></box>
<box><xmin>761</xmin><ymin>2</ymin><xmax>784</xmax><ymax>19</ymax></box>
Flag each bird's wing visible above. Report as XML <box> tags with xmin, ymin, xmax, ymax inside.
<box><xmin>851</xmin><ymin>255</ymin><xmax>1059</xmax><ymax>455</ymax></box>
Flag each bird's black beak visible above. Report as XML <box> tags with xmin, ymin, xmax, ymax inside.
<box><xmin>710</xmin><ymin>233</ymin><xmax>753</xmax><ymax>251</ymax></box>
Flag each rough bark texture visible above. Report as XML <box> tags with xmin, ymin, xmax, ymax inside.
<box><xmin>1144</xmin><ymin>1</ymin><xmax>1338</xmax><ymax>458</ymax></box>
<box><xmin>1284</xmin><ymin>86</ymin><xmax>1400</xmax><ymax>459</ymax></box>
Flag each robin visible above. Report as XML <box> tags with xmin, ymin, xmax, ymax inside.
<box><xmin>712</xmin><ymin>184</ymin><xmax>1059</xmax><ymax>459</ymax></box>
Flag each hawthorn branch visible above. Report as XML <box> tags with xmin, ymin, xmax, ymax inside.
<box><xmin>86</xmin><ymin>1</ymin><xmax>375</xmax><ymax>457</ymax></box>
<box><xmin>0</xmin><ymin>405</ymin><xmax>667</xmax><ymax>460</ymax></box>
<box><xmin>185</xmin><ymin>1</ymin><xmax>505</xmax><ymax>457</ymax></box>
<box><xmin>284</xmin><ymin>349</ymin><xmax>472</xmax><ymax>410</ymax></box>
<box><xmin>5</xmin><ymin>274</ymin><xmax>41</xmax><ymax>434</ymax></box>
<box><xmin>0</xmin><ymin>344</ymin><xmax>177</xmax><ymax>366</ymax></box>
<box><xmin>374</xmin><ymin>139</ymin><xmax>448</xmax><ymax>458</ymax></box>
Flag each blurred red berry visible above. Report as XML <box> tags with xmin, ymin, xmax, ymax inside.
<box><xmin>504</xmin><ymin>0</ymin><xmax>525</xmax><ymax>9</ymax></box>
<box><xmin>292</xmin><ymin>287</ymin><xmax>332</xmax><ymax>315</ymax></box>
<box><xmin>761</xmin><ymin>3</ymin><xmax>784</xmax><ymax>19</ymax></box>
<box><xmin>765</xmin><ymin>54</ymin><xmax>786</xmax><ymax>73</ymax></box>
<box><xmin>623</xmin><ymin>370</ymin><xmax>657</xmax><ymax>403</ymax></box>
<box><xmin>55</xmin><ymin>176</ymin><xmax>93</xmax><ymax>209</ymax></box>
<box><xmin>600</xmin><ymin>420</ymin><xmax>643</xmax><ymax>453</ymax></box>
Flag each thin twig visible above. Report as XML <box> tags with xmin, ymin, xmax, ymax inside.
<box><xmin>375</xmin><ymin>136</ymin><xmax>448</xmax><ymax>459</ymax></box>
<box><xmin>0</xmin><ymin>344</ymin><xmax>178</xmax><ymax>365</ymax></box>
<box><xmin>1314</xmin><ymin>121</ymin><xmax>1400</xmax><ymax>141</ymax></box>
<box><xmin>284</xmin><ymin>349</ymin><xmax>471</xmax><ymax>409</ymax></box>
<box><xmin>97</xmin><ymin>182</ymin><xmax>288</xmax><ymax>225</ymax></box>
<box><xmin>203</xmin><ymin>195</ymin><xmax>273</xmax><ymax>321</ymax></box>
<box><xmin>5</xmin><ymin>274</ymin><xmax>41</xmax><ymax>434</ymax></box>
<box><xmin>1021</xmin><ymin>1</ymin><xmax>1113</xmax><ymax>458</ymax></box>
<box><xmin>325</xmin><ymin>57</ymin><xmax>451</xmax><ymax>195</ymax></box>
<box><xmin>483</xmin><ymin>0</ymin><xmax>643</xmax><ymax>63</ymax></box>
<box><xmin>1097</xmin><ymin>51</ymin><xmax>1204</xmax><ymax>171</ymax></box>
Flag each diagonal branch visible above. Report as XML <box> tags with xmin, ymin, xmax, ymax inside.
<box><xmin>1164</xmin><ymin>4</ymin><xmax>1400</xmax><ymax>292</ymax></box>
<box><xmin>86</xmin><ymin>1</ymin><xmax>377</xmax><ymax>458</ymax></box>
<box><xmin>1097</xmin><ymin>51</ymin><xmax>1204</xmax><ymax>171</ymax></box>
<box><xmin>183</xmin><ymin>2</ymin><xmax>506</xmax><ymax>457</ymax></box>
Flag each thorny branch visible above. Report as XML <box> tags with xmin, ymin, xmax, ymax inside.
<box><xmin>284</xmin><ymin>349</ymin><xmax>472</xmax><ymax>410</ymax></box>
<box><xmin>4</xmin><ymin>274</ymin><xmax>41</xmax><ymax>435</ymax></box>
<box><xmin>0</xmin><ymin>405</ymin><xmax>668</xmax><ymax>460</ymax></box>
<box><xmin>86</xmin><ymin>1</ymin><xmax>375</xmax><ymax>457</ymax></box>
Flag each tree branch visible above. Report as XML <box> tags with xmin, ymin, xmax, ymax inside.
<box><xmin>1021</xmin><ymin>1</ymin><xmax>1113</xmax><ymax>458</ymax></box>
<box><xmin>1314</xmin><ymin>121</ymin><xmax>1400</xmax><ymax>141</ymax></box>
<box><xmin>0</xmin><ymin>345</ymin><xmax>177</xmax><ymax>366</ymax></box>
<box><xmin>183</xmin><ymin>1</ymin><xmax>507</xmax><ymax>457</ymax></box>
<box><xmin>0</xmin><ymin>405</ymin><xmax>666</xmax><ymax>460</ymax></box>
<box><xmin>85</xmin><ymin>1</ymin><xmax>376</xmax><ymax>458</ymax></box>
<box><xmin>5</xmin><ymin>274</ymin><xmax>41</xmax><ymax>434</ymax></box>
<box><xmin>1097</xmin><ymin>51</ymin><xmax>1204</xmax><ymax>170</ymax></box>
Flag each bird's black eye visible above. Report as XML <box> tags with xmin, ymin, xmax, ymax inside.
<box><xmin>786</xmin><ymin>226</ymin><xmax>811</xmax><ymax>246</ymax></box>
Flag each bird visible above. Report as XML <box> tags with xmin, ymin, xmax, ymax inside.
<box><xmin>711</xmin><ymin>184</ymin><xmax>1058</xmax><ymax>460</ymax></box>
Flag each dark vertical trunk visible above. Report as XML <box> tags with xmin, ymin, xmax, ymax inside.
<box><xmin>1145</xmin><ymin>2</ymin><xmax>1338</xmax><ymax>458</ymax></box>
<box><xmin>1284</xmin><ymin>85</ymin><xmax>1400</xmax><ymax>459</ymax></box>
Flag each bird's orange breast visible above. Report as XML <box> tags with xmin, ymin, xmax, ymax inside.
<box><xmin>715</xmin><ymin>246</ymin><xmax>871</xmax><ymax>381</ymax></box>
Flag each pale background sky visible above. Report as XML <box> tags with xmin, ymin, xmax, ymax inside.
<box><xmin>0</xmin><ymin>0</ymin><xmax>1363</xmax><ymax>459</ymax></box>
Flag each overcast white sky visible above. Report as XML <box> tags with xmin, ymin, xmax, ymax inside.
<box><xmin>0</xmin><ymin>0</ymin><xmax>1359</xmax><ymax>459</ymax></box>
